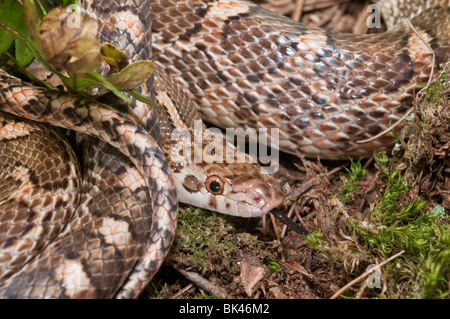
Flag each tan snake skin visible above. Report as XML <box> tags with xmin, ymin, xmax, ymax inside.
<box><xmin>0</xmin><ymin>0</ymin><xmax>449</xmax><ymax>298</ymax></box>
<box><xmin>0</xmin><ymin>68</ymin><xmax>180</xmax><ymax>297</ymax></box>
<box><xmin>152</xmin><ymin>0</ymin><xmax>450</xmax><ymax>159</ymax></box>
<box><xmin>0</xmin><ymin>0</ymin><xmax>284</xmax><ymax>298</ymax></box>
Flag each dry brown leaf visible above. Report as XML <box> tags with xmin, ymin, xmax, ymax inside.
<box><xmin>105</xmin><ymin>60</ymin><xmax>155</xmax><ymax>91</ymax></box>
<box><xmin>38</xmin><ymin>7</ymin><xmax>101</xmax><ymax>73</ymax></box>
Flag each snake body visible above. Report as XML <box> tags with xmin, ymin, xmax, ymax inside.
<box><xmin>0</xmin><ymin>0</ymin><xmax>448</xmax><ymax>298</ymax></box>
<box><xmin>0</xmin><ymin>0</ymin><xmax>284</xmax><ymax>298</ymax></box>
<box><xmin>152</xmin><ymin>0</ymin><xmax>450</xmax><ymax>159</ymax></box>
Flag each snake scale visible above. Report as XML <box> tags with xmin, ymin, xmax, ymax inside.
<box><xmin>0</xmin><ymin>0</ymin><xmax>449</xmax><ymax>298</ymax></box>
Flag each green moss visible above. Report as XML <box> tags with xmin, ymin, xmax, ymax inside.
<box><xmin>174</xmin><ymin>206</ymin><xmax>251</xmax><ymax>271</ymax></box>
<box><xmin>305</xmin><ymin>231</ymin><xmax>326</xmax><ymax>250</ymax></box>
<box><xmin>339</xmin><ymin>158</ymin><xmax>367</xmax><ymax>200</ymax></box>
<box><xmin>264</xmin><ymin>257</ymin><xmax>283</xmax><ymax>275</ymax></box>
<box><xmin>347</xmin><ymin>169</ymin><xmax>449</xmax><ymax>298</ymax></box>
<box><xmin>419</xmin><ymin>69</ymin><xmax>447</xmax><ymax>102</ymax></box>
<box><xmin>140</xmin><ymin>280</ymin><xmax>172</xmax><ymax>299</ymax></box>
<box><xmin>374</xmin><ymin>151</ymin><xmax>390</xmax><ymax>174</ymax></box>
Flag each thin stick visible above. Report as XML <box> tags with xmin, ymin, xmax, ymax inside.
<box><xmin>404</xmin><ymin>19</ymin><xmax>435</xmax><ymax>89</ymax></box>
<box><xmin>327</xmin><ymin>165</ymin><xmax>343</xmax><ymax>177</ymax></box>
<box><xmin>362</xmin><ymin>155</ymin><xmax>374</xmax><ymax>170</ymax></box>
<box><xmin>172</xmin><ymin>263</ymin><xmax>228</xmax><ymax>298</ymax></box>
<box><xmin>171</xmin><ymin>284</ymin><xmax>194</xmax><ymax>299</ymax></box>
<box><xmin>329</xmin><ymin>250</ymin><xmax>405</xmax><ymax>299</ymax></box>
<box><xmin>357</xmin><ymin>18</ymin><xmax>435</xmax><ymax>144</ymax></box>
<box><xmin>292</xmin><ymin>0</ymin><xmax>305</xmax><ymax>21</ymax></box>
<box><xmin>356</xmin><ymin>108</ymin><xmax>414</xmax><ymax>144</ymax></box>
<box><xmin>269</xmin><ymin>212</ymin><xmax>281</xmax><ymax>242</ymax></box>
<box><xmin>280</xmin><ymin>203</ymin><xmax>296</xmax><ymax>238</ymax></box>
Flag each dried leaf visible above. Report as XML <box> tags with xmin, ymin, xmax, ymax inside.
<box><xmin>105</xmin><ymin>60</ymin><xmax>155</xmax><ymax>91</ymax></box>
<box><xmin>100</xmin><ymin>43</ymin><xmax>128</xmax><ymax>68</ymax></box>
<box><xmin>240</xmin><ymin>257</ymin><xmax>266</xmax><ymax>297</ymax></box>
<box><xmin>38</xmin><ymin>7</ymin><xmax>101</xmax><ymax>73</ymax></box>
<box><xmin>65</xmin><ymin>50</ymin><xmax>102</xmax><ymax>74</ymax></box>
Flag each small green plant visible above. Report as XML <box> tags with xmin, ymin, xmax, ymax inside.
<box><xmin>174</xmin><ymin>207</ymin><xmax>239</xmax><ymax>271</ymax></box>
<box><xmin>264</xmin><ymin>257</ymin><xmax>283</xmax><ymax>275</ymax></box>
<box><xmin>339</xmin><ymin>158</ymin><xmax>367</xmax><ymax>200</ymax></box>
<box><xmin>142</xmin><ymin>280</ymin><xmax>171</xmax><ymax>299</ymax></box>
<box><xmin>372</xmin><ymin>171</ymin><xmax>410</xmax><ymax>217</ymax></box>
<box><xmin>374</xmin><ymin>151</ymin><xmax>390</xmax><ymax>174</ymax></box>
<box><xmin>0</xmin><ymin>0</ymin><xmax>157</xmax><ymax>106</ymax></box>
<box><xmin>419</xmin><ymin>68</ymin><xmax>448</xmax><ymax>102</ymax></box>
<box><xmin>305</xmin><ymin>231</ymin><xmax>326</xmax><ymax>250</ymax></box>
<box><xmin>347</xmin><ymin>169</ymin><xmax>449</xmax><ymax>298</ymax></box>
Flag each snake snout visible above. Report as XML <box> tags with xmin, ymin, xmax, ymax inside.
<box><xmin>250</xmin><ymin>185</ymin><xmax>285</xmax><ymax>216</ymax></box>
<box><xmin>232</xmin><ymin>174</ymin><xmax>285</xmax><ymax>217</ymax></box>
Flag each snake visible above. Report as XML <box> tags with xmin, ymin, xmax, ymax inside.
<box><xmin>0</xmin><ymin>0</ymin><xmax>448</xmax><ymax>298</ymax></box>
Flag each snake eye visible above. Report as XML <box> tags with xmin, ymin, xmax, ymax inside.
<box><xmin>206</xmin><ymin>176</ymin><xmax>224</xmax><ymax>195</ymax></box>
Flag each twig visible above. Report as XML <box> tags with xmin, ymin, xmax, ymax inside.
<box><xmin>288</xmin><ymin>177</ymin><xmax>320</xmax><ymax>198</ymax></box>
<box><xmin>292</xmin><ymin>0</ymin><xmax>305</xmax><ymax>21</ymax></box>
<box><xmin>352</xmin><ymin>0</ymin><xmax>370</xmax><ymax>35</ymax></box>
<box><xmin>357</xmin><ymin>18</ymin><xmax>435</xmax><ymax>145</ymax></box>
<box><xmin>171</xmin><ymin>263</ymin><xmax>228</xmax><ymax>298</ymax></box>
<box><xmin>362</xmin><ymin>155</ymin><xmax>374</xmax><ymax>170</ymax></box>
<box><xmin>327</xmin><ymin>165</ymin><xmax>343</xmax><ymax>177</ymax></box>
<box><xmin>269</xmin><ymin>212</ymin><xmax>281</xmax><ymax>242</ymax></box>
<box><xmin>280</xmin><ymin>203</ymin><xmax>296</xmax><ymax>238</ymax></box>
<box><xmin>329</xmin><ymin>250</ymin><xmax>405</xmax><ymax>299</ymax></box>
<box><xmin>171</xmin><ymin>284</ymin><xmax>194</xmax><ymax>299</ymax></box>
<box><xmin>356</xmin><ymin>106</ymin><xmax>414</xmax><ymax>144</ymax></box>
<box><xmin>404</xmin><ymin>18</ymin><xmax>435</xmax><ymax>89</ymax></box>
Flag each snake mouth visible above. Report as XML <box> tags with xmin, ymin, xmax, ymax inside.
<box><xmin>229</xmin><ymin>171</ymin><xmax>286</xmax><ymax>217</ymax></box>
<box><xmin>244</xmin><ymin>184</ymin><xmax>285</xmax><ymax>217</ymax></box>
<box><xmin>261</xmin><ymin>187</ymin><xmax>285</xmax><ymax>214</ymax></box>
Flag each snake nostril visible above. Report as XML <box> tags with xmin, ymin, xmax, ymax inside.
<box><xmin>252</xmin><ymin>194</ymin><xmax>266</xmax><ymax>207</ymax></box>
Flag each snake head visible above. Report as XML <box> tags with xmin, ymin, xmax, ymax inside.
<box><xmin>173</xmin><ymin>162</ymin><xmax>285</xmax><ymax>217</ymax></box>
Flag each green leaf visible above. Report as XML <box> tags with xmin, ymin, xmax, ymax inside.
<box><xmin>22</xmin><ymin>0</ymin><xmax>43</xmax><ymax>54</ymax></box>
<box><xmin>14</xmin><ymin>10</ymin><xmax>35</xmax><ymax>66</ymax></box>
<box><xmin>63</xmin><ymin>0</ymin><xmax>79</xmax><ymax>7</ymax></box>
<box><xmin>69</xmin><ymin>75</ymin><xmax>104</xmax><ymax>90</ymax></box>
<box><xmin>128</xmin><ymin>90</ymin><xmax>164</xmax><ymax>110</ymax></box>
<box><xmin>86</xmin><ymin>72</ymin><xmax>131</xmax><ymax>103</ymax></box>
<box><xmin>0</xmin><ymin>0</ymin><xmax>23</xmax><ymax>56</ymax></box>
<box><xmin>15</xmin><ymin>39</ymin><xmax>34</xmax><ymax>66</ymax></box>
<box><xmin>0</xmin><ymin>22</ymin><xmax>56</xmax><ymax>74</ymax></box>
<box><xmin>0</xmin><ymin>0</ymin><xmax>36</xmax><ymax>66</ymax></box>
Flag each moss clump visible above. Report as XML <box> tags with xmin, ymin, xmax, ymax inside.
<box><xmin>419</xmin><ymin>68</ymin><xmax>448</xmax><ymax>102</ymax></box>
<box><xmin>347</xmin><ymin>168</ymin><xmax>449</xmax><ymax>298</ymax></box>
<box><xmin>173</xmin><ymin>206</ymin><xmax>257</xmax><ymax>273</ymax></box>
<box><xmin>306</xmin><ymin>231</ymin><xmax>327</xmax><ymax>250</ymax></box>
<box><xmin>339</xmin><ymin>158</ymin><xmax>367</xmax><ymax>201</ymax></box>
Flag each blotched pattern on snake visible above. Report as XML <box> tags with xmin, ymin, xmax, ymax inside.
<box><xmin>0</xmin><ymin>0</ymin><xmax>448</xmax><ymax>298</ymax></box>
